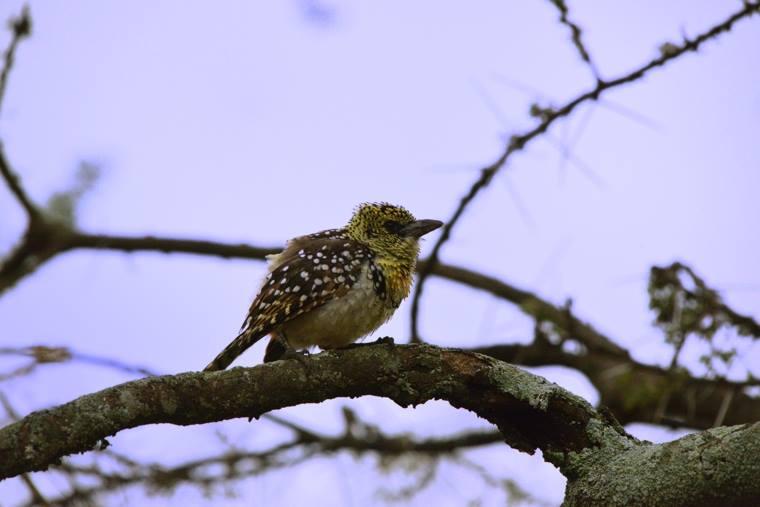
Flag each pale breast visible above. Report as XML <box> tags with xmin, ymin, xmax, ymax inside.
<box><xmin>280</xmin><ymin>263</ymin><xmax>395</xmax><ymax>350</ymax></box>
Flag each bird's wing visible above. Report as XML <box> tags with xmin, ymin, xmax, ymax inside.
<box><xmin>259</xmin><ymin>228</ymin><xmax>351</xmax><ymax>279</ymax></box>
<box><xmin>241</xmin><ymin>237</ymin><xmax>370</xmax><ymax>336</ymax></box>
<box><xmin>205</xmin><ymin>238</ymin><xmax>370</xmax><ymax>371</ymax></box>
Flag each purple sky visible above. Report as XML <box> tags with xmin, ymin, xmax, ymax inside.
<box><xmin>1</xmin><ymin>1</ymin><xmax>759</xmax><ymax>505</ymax></box>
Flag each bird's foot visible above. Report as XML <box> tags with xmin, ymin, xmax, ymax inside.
<box><xmin>280</xmin><ymin>347</ymin><xmax>310</xmax><ymax>360</ymax></box>
<box><xmin>264</xmin><ymin>339</ymin><xmax>311</xmax><ymax>372</ymax></box>
<box><xmin>279</xmin><ymin>347</ymin><xmax>312</xmax><ymax>373</ymax></box>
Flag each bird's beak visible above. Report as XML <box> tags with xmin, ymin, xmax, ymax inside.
<box><xmin>400</xmin><ymin>219</ymin><xmax>443</xmax><ymax>238</ymax></box>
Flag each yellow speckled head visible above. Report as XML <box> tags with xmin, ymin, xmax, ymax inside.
<box><xmin>346</xmin><ymin>202</ymin><xmax>442</xmax><ymax>265</ymax></box>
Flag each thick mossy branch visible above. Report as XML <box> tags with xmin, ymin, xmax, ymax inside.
<box><xmin>0</xmin><ymin>344</ymin><xmax>631</xmax><ymax>481</ymax></box>
<box><xmin>564</xmin><ymin>422</ymin><xmax>760</xmax><ymax>506</ymax></box>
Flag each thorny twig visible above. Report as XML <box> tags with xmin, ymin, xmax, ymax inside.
<box><xmin>0</xmin><ymin>5</ymin><xmax>30</xmax><ymax>116</ymax></box>
<box><xmin>409</xmin><ymin>1</ymin><xmax>760</xmax><ymax>343</ymax></box>
<box><xmin>547</xmin><ymin>0</ymin><xmax>599</xmax><ymax>78</ymax></box>
<box><xmin>0</xmin><ymin>143</ymin><xmax>38</xmax><ymax>220</ymax></box>
<box><xmin>0</xmin><ymin>7</ymin><xmax>37</xmax><ymax>219</ymax></box>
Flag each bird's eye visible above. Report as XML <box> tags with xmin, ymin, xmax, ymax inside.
<box><xmin>384</xmin><ymin>220</ymin><xmax>402</xmax><ymax>234</ymax></box>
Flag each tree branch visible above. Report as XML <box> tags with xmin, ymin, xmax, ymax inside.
<box><xmin>0</xmin><ymin>345</ymin><xmax>158</xmax><ymax>379</ymax></box>
<box><xmin>67</xmin><ymin>232</ymin><xmax>280</xmax><ymax>260</ymax></box>
<box><xmin>409</xmin><ymin>1</ymin><xmax>760</xmax><ymax>342</ymax></box>
<box><xmin>0</xmin><ymin>343</ymin><xmax>631</xmax><ymax>481</ymax></box>
<box><xmin>0</xmin><ymin>144</ymin><xmax>38</xmax><ymax>220</ymax></box>
<box><xmin>472</xmin><ymin>342</ymin><xmax>760</xmax><ymax>431</ymax></box>
<box><xmin>2</xmin><ymin>343</ymin><xmax>759</xmax><ymax>505</ymax></box>
<box><xmin>563</xmin><ymin>422</ymin><xmax>760</xmax><ymax>506</ymax></box>
<box><xmin>0</xmin><ymin>229</ymin><xmax>279</xmax><ymax>296</ymax></box>
<box><xmin>547</xmin><ymin>0</ymin><xmax>599</xmax><ymax>78</ymax></box>
<box><xmin>0</xmin><ymin>218</ymin><xmax>72</xmax><ymax>295</ymax></box>
<box><xmin>423</xmin><ymin>260</ymin><xmax>627</xmax><ymax>356</ymax></box>
<box><xmin>0</xmin><ymin>7</ymin><xmax>38</xmax><ymax>221</ymax></box>
<box><xmin>0</xmin><ymin>5</ymin><xmax>31</xmax><ymax>115</ymax></box>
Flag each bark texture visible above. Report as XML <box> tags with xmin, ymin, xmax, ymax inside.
<box><xmin>564</xmin><ymin>422</ymin><xmax>760</xmax><ymax>506</ymax></box>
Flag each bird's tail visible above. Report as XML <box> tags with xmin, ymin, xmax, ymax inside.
<box><xmin>203</xmin><ymin>328</ymin><xmax>267</xmax><ymax>371</ymax></box>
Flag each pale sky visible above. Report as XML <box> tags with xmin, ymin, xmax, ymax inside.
<box><xmin>1</xmin><ymin>1</ymin><xmax>759</xmax><ymax>505</ymax></box>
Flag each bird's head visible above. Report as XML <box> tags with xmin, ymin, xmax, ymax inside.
<box><xmin>346</xmin><ymin>202</ymin><xmax>442</xmax><ymax>265</ymax></box>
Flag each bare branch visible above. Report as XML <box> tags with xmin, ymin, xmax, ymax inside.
<box><xmin>472</xmin><ymin>341</ymin><xmax>760</xmax><ymax>430</ymax></box>
<box><xmin>0</xmin><ymin>143</ymin><xmax>38</xmax><ymax>220</ymax></box>
<box><xmin>410</xmin><ymin>1</ymin><xmax>760</xmax><ymax>342</ymax></box>
<box><xmin>547</xmin><ymin>0</ymin><xmax>599</xmax><ymax>78</ymax></box>
<box><xmin>67</xmin><ymin>232</ymin><xmax>280</xmax><ymax>260</ymax></box>
<box><xmin>423</xmin><ymin>260</ymin><xmax>627</xmax><ymax>356</ymax></box>
<box><xmin>0</xmin><ymin>7</ymin><xmax>39</xmax><ymax>221</ymax></box>
<box><xmin>0</xmin><ymin>5</ymin><xmax>30</xmax><ymax>114</ymax></box>
<box><xmin>0</xmin><ymin>345</ymin><xmax>158</xmax><ymax>378</ymax></box>
<box><xmin>0</xmin><ymin>220</ymin><xmax>74</xmax><ymax>296</ymax></box>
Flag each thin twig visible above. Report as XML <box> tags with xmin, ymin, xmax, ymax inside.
<box><xmin>0</xmin><ymin>142</ymin><xmax>38</xmax><ymax>219</ymax></box>
<box><xmin>0</xmin><ymin>346</ymin><xmax>158</xmax><ymax>378</ymax></box>
<box><xmin>0</xmin><ymin>5</ymin><xmax>31</xmax><ymax>114</ymax></box>
<box><xmin>68</xmin><ymin>232</ymin><xmax>280</xmax><ymax>260</ymax></box>
<box><xmin>409</xmin><ymin>1</ymin><xmax>760</xmax><ymax>342</ymax></box>
<box><xmin>0</xmin><ymin>7</ymin><xmax>38</xmax><ymax>218</ymax></box>
<box><xmin>547</xmin><ymin>0</ymin><xmax>600</xmax><ymax>78</ymax></box>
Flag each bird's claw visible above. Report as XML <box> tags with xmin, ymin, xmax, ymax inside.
<box><xmin>280</xmin><ymin>347</ymin><xmax>312</xmax><ymax>373</ymax></box>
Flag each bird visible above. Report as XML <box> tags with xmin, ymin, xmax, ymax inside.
<box><xmin>203</xmin><ymin>202</ymin><xmax>442</xmax><ymax>371</ymax></box>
